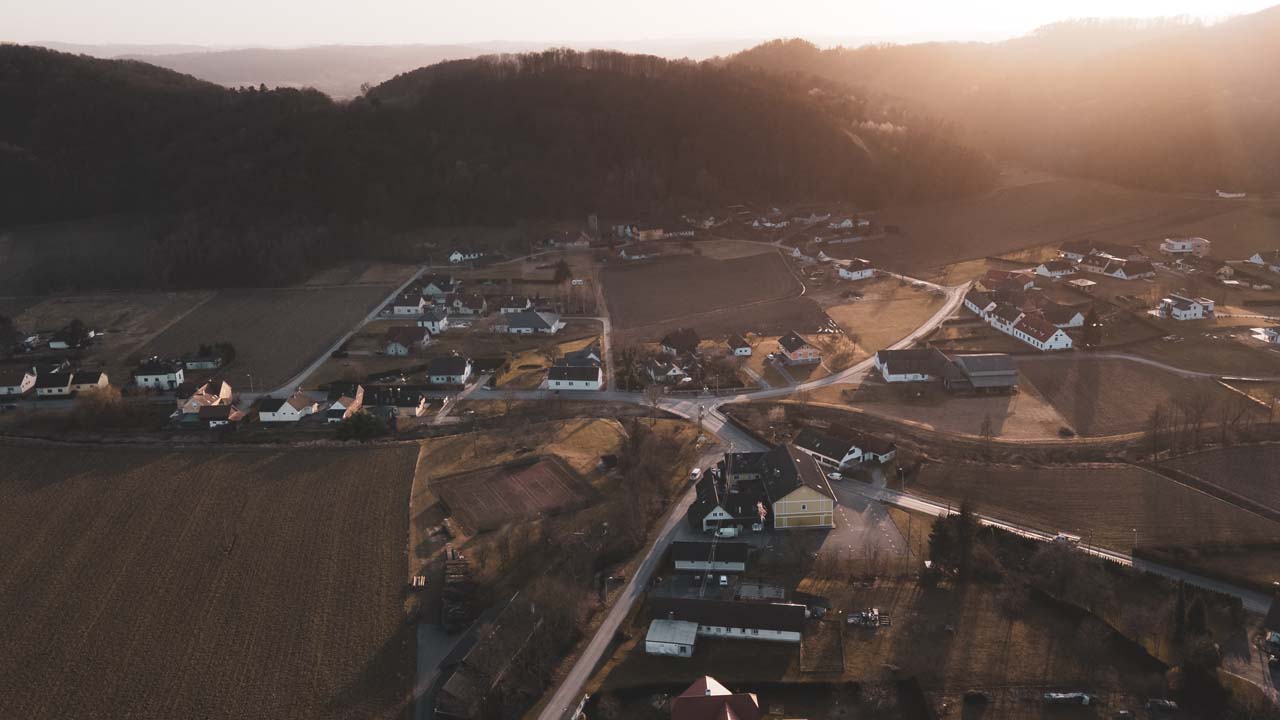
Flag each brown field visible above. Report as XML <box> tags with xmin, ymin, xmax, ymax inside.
<box><xmin>840</xmin><ymin>176</ymin><xmax>1232</xmax><ymax>275</ymax></box>
<box><xmin>613</xmin><ymin>297</ymin><xmax>830</xmax><ymax>348</ymax></box>
<box><xmin>302</xmin><ymin>261</ymin><xmax>419</xmax><ymax>286</ymax></box>
<box><xmin>420</xmin><ymin>417</ymin><xmax>630</xmax><ymax>479</ymax></box>
<box><xmin>1159</xmin><ymin>444</ymin><xmax>1280</xmax><ymax>513</ymax></box>
<box><xmin>912</xmin><ymin>462</ymin><xmax>1280</xmax><ymax>550</ymax></box>
<box><xmin>603</xmin><ymin>252</ymin><xmax>800</xmax><ymax>330</ymax></box>
<box><xmin>0</xmin><ymin>442</ymin><xmax>418</xmax><ymax>720</ymax></box>
<box><xmin>687</xmin><ymin>239</ymin><xmax>775</xmax><ymax>260</ymax></box>
<box><xmin>1129</xmin><ymin>332</ymin><xmax>1280</xmax><ymax>376</ymax></box>
<box><xmin>433</xmin><ymin>456</ymin><xmax>593</xmax><ymax>532</ymax></box>
<box><xmin>1020</xmin><ymin>357</ymin><xmax>1246</xmax><ymax>436</ymax></box>
<box><xmin>142</xmin><ymin>286</ymin><xmax>393</xmax><ymax>391</ymax></box>
<box><xmin>821</xmin><ymin>277</ymin><xmax>945</xmax><ymax>357</ymax></box>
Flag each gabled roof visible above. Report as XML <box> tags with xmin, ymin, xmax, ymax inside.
<box><xmin>761</xmin><ymin>443</ymin><xmax>833</xmax><ymax>501</ymax></box>
<box><xmin>427</xmin><ymin>354</ymin><xmax>471</xmax><ymax>376</ymax></box>
<box><xmin>876</xmin><ymin>348</ymin><xmax>949</xmax><ymax>376</ymax></box>
<box><xmin>70</xmin><ymin>370</ymin><xmax>105</xmax><ymax>385</ymax></box>
<box><xmin>548</xmin><ymin>365</ymin><xmax>601</xmax><ymax>382</ymax></box>
<box><xmin>504</xmin><ymin>310</ymin><xmax>561</xmax><ymax>331</ymax></box>
<box><xmin>0</xmin><ymin>367</ymin><xmax>33</xmax><ymax>386</ymax></box>
<box><xmin>1015</xmin><ymin>313</ymin><xmax>1063</xmax><ymax>342</ymax></box>
<box><xmin>421</xmin><ymin>306</ymin><xmax>449</xmax><ymax>322</ymax></box>
<box><xmin>661</xmin><ymin>327</ymin><xmax>701</xmax><ymax>353</ymax></box>
<box><xmin>965</xmin><ymin>289</ymin><xmax>994</xmax><ymax>308</ymax></box>
<box><xmin>1040</xmin><ymin>259</ymin><xmax>1075</xmax><ymax>272</ymax></box>
<box><xmin>727</xmin><ymin>334</ymin><xmax>750</xmax><ymax>350</ymax></box>
<box><xmin>35</xmin><ymin>372</ymin><xmax>72</xmax><ymax>389</ymax></box>
<box><xmin>671</xmin><ymin>676</ymin><xmax>762</xmax><ymax>720</ymax></box>
<box><xmin>952</xmin><ymin>354</ymin><xmax>1016</xmax><ymax>375</ymax></box>
<box><xmin>777</xmin><ymin>331</ymin><xmax>813</xmax><ymax>354</ymax></box>
<box><xmin>991</xmin><ymin>303</ymin><xmax>1024</xmax><ymax>324</ymax></box>
<box><xmin>1253</xmin><ymin>250</ymin><xmax>1280</xmax><ymax>264</ymax></box>
<box><xmin>198</xmin><ymin>404</ymin><xmax>243</xmax><ymax>421</ymax></box>
<box><xmin>649</xmin><ymin>596</ymin><xmax>806</xmax><ymax>635</ymax></box>
<box><xmin>1041</xmin><ymin>303</ymin><xmax>1085</xmax><ymax>325</ymax></box>
<box><xmin>793</xmin><ymin>427</ymin><xmax>858</xmax><ymax>461</ymax></box>
<box><xmin>134</xmin><ymin>357</ymin><xmax>181</xmax><ymax>376</ymax></box>
<box><xmin>393</xmin><ymin>291</ymin><xmax>424</xmax><ymax>307</ymax></box>
<box><xmin>386</xmin><ymin>326</ymin><xmax>429</xmax><ymax>346</ymax></box>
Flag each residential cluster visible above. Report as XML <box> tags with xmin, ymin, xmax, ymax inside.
<box><xmin>873</xmin><ymin>348</ymin><xmax>1019</xmax><ymax>393</ymax></box>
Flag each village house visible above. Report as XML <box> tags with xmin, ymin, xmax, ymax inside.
<box><xmin>727</xmin><ymin>335</ymin><xmax>752</xmax><ymax>356</ymax></box>
<box><xmin>547</xmin><ymin>364</ymin><xmax>603</xmax><ymax>391</ymax></box>
<box><xmin>1160</xmin><ymin>236</ymin><xmax>1211</xmax><ymax>256</ymax></box>
<box><xmin>1011</xmin><ymin>313</ymin><xmax>1074</xmax><ymax>351</ymax></box>
<box><xmin>392</xmin><ymin>291</ymin><xmax>427</xmax><ymax>316</ymax></box>
<box><xmin>385</xmin><ymin>326</ymin><xmax>430</xmax><ymax>356</ymax></box>
<box><xmin>776</xmin><ymin>331</ymin><xmax>820</xmax><ymax>365</ymax></box>
<box><xmin>792</xmin><ymin>427</ymin><xmax>897</xmax><ymax>469</ymax></box>
<box><xmin>1157</xmin><ymin>294</ymin><xmax>1215</xmax><ymax>321</ymax></box>
<box><xmin>661</xmin><ymin>328</ymin><xmax>701</xmax><ymax>357</ymax></box>
<box><xmin>182</xmin><ymin>352</ymin><xmax>223</xmax><ymax>371</ymax></box>
<box><xmin>495</xmin><ymin>295</ymin><xmax>532</xmax><ymax>314</ymax></box>
<box><xmin>0</xmin><ymin>367</ymin><xmax>36</xmax><ymax>398</ymax></box>
<box><xmin>988</xmin><ymin>303</ymin><xmax>1025</xmax><ymax>333</ymax></box>
<box><xmin>1042</xmin><ymin>303</ymin><xmax>1087</xmax><ymax>328</ymax></box>
<box><xmin>427</xmin><ymin>354</ymin><xmax>472</xmax><ymax>386</ymax></box>
<box><xmin>448</xmin><ymin>248</ymin><xmax>486</xmax><ymax>264</ymax></box>
<box><xmin>416</xmin><ymin>306</ymin><xmax>450</xmax><ymax>334</ymax></box>
<box><xmin>1036</xmin><ymin>259</ymin><xmax>1076</xmax><ymax>278</ymax></box>
<box><xmin>68</xmin><ymin>370</ymin><xmax>108</xmax><ymax>394</ymax></box>
<box><xmin>34</xmin><ymin>371</ymin><xmax>73</xmax><ymax>398</ymax></box>
<box><xmin>257</xmin><ymin>392</ymin><xmax>318</xmax><ymax>423</ymax></box>
<box><xmin>1248</xmin><ymin>250</ymin><xmax>1280</xmax><ymax>274</ymax></box>
<box><xmin>644</xmin><ymin>619</ymin><xmax>699</xmax><ymax>659</ymax></box>
<box><xmin>648</xmin><ymin>596</ymin><xmax>805</xmax><ymax>644</ymax></box>
<box><xmin>1101</xmin><ymin>259</ymin><xmax>1156</xmax><ymax>280</ymax></box>
<box><xmin>561</xmin><ymin>344</ymin><xmax>602</xmax><ymax>367</ymax></box>
<box><xmin>667</xmin><ymin>676</ymin><xmax>762</xmax><ymax>720</ymax></box>
<box><xmin>1077</xmin><ymin>254</ymin><xmax>1111</xmax><ymax>275</ymax></box>
<box><xmin>420</xmin><ymin>274</ymin><xmax>458</xmax><ymax>298</ymax></box>
<box><xmin>670</xmin><ymin>541</ymin><xmax>750</xmax><ymax>573</ymax></box>
<box><xmin>450</xmin><ymin>293</ymin><xmax>488</xmax><ymax>316</ymax></box>
<box><xmin>760</xmin><ymin>443</ymin><xmax>836</xmax><ymax>529</ymax></box>
<box><xmin>494</xmin><ymin>309</ymin><xmax>564</xmax><ymax>335</ymax></box>
<box><xmin>197</xmin><ymin>404</ymin><xmax>245</xmax><ymax>429</ymax></box>
<box><xmin>1058</xmin><ymin>239</ymin><xmax>1094</xmax><ymax>261</ymax></box>
<box><xmin>648</xmin><ymin>358</ymin><xmax>689</xmax><ymax>385</ymax></box>
<box><xmin>176</xmin><ymin>378</ymin><xmax>229</xmax><ymax>415</ymax></box>
<box><xmin>687</xmin><ymin>475</ymin><xmax>769</xmax><ymax>533</ymax></box>
<box><xmin>836</xmin><ymin>257</ymin><xmax>875</xmax><ymax>281</ymax></box>
<box><xmin>133</xmin><ymin>357</ymin><xmax>184</xmax><ymax>391</ymax></box>
<box><xmin>1066</xmin><ymin>278</ymin><xmax>1097</xmax><ymax>294</ymax></box>
<box><xmin>326</xmin><ymin>385</ymin><xmax>364</xmax><ymax>423</ymax></box>
<box><xmin>964</xmin><ymin>289</ymin><xmax>996</xmax><ymax>318</ymax></box>
<box><xmin>873</xmin><ymin>347</ymin><xmax>951</xmax><ymax>383</ymax></box>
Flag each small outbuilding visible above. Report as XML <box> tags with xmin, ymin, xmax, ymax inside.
<box><xmin>644</xmin><ymin>619</ymin><xmax>698</xmax><ymax>657</ymax></box>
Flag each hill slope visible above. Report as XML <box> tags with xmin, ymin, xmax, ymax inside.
<box><xmin>731</xmin><ymin>8</ymin><xmax>1280</xmax><ymax>192</ymax></box>
<box><xmin>0</xmin><ymin>45</ymin><xmax>994</xmax><ymax>289</ymax></box>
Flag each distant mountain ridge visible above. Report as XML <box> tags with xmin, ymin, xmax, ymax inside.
<box><xmin>729</xmin><ymin>8</ymin><xmax>1280</xmax><ymax>192</ymax></box>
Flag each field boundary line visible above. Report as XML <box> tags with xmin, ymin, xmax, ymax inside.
<box><xmin>1142</xmin><ymin>462</ymin><xmax>1280</xmax><ymax>525</ymax></box>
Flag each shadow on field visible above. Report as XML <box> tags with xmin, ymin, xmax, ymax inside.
<box><xmin>326</xmin><ymin>618</ymin><xmax>416</xmax><ymax>719</ymax></box>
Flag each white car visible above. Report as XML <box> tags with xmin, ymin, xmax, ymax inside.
<box><xmin>827</xmin><ymin>472</ymin><xmax>843</xmax><ymax>481</ymax></box>
<box><xmin>690</xmin><ymin>468</ymin><xmax>702</xmax><ymax>481</ymax></box>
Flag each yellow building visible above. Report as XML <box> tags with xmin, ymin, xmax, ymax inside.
<box><xmin>761</xmin><ymin>444</ymin><xmax>835</xmax><ymax>529</ymax></box>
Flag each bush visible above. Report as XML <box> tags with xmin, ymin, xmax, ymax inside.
<box><xmin>335</xmin><ymin>412</ymin><xmax>388</xmax><ymax>440</ymax></box>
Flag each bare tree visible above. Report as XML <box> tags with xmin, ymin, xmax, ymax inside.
<box><xmin>1147</xmin><ymin>403</ymin><xmax>1167</xmax><ymax>460</ymax></box>
<box><xmin>644</xmin><ymin>384</ymin><xmax>664</xmax><ymax>426</ymax></box>
<box><xmin>979</xmin><ymin>414</ymin><xmax>994</xmax><ymax>459</ymax></box>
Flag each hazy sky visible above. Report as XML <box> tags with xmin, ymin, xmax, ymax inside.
<box><xmin>4</xmin><ymin>0</ymin><xmax>1277</xmax><ymax>46</ymax></box>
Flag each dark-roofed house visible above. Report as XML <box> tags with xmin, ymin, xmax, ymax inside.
<box><xmin>648</xmin><ymin>596</ymin><xmax>805</xmax><ymax>643</ymax></box>
<box><xmin>777</xmin><ymin>331</ymin><xmax>820</xmax><ymax>365</ymax></box>
<box><xmin>1059</xmin><ymin>239</ymin><xmax>1094</xmax><ymax>261</ymax></box>
<box><xmin>257</xmin><ymin>391</ymin><xmax>318</xmax><ymax>423</ymax></box>
<box><xmin>199</xmin><ymin>404</ymin><xmax>245</xmax><ymax>428</ymax></box>
<box><xmin>727</xmin><ymin>335</ymin><xmax>752</xmax><ymax>356</ymax></box>
<box><xmin>686</xmin><ymin>476</ymin><xmax>770</xmax><ymax>533</ymax></box>
<box><xmin>873</xmin><ymin>348</ymin><xmax>950</xmax><ymax>383</ymax></box>
<box><xmin>1036</xmin><ymin>259</ymin><xmax>1076</xmax><ymax>278</ymax></box>
<box><xmin>133</xmin><ymin>357</ymin><xmax>184</xmax><ymax>390</ymax></box>
<box><xmin>495</xmin><ymin>309</ymin><xmax>564</xmax><ymax>335</ymax></box>
<box><xmin>793</xmin><ymin>427</ymin><xmax>896</xmax><ymax>468</ymax></box>
<box><xmin>420</xmin><ymin>274</ymin><xmax>457</xmax><ymax>297</ymax></box>
<box><xmin>392</xmin><ymin>292</ymin><xmax>426</xmax><ymax>316</ymax></box>
<box><xmin>34</xmin><ymin>371</ymin><xmax>73</xmax><ymax>398</ymax></box>
<box><xmin>964</xmin><ymin>288</ymin><xmax>996</xmax><ymax>318</ymax></box>
<box><xmin>671</xmin><ymin>541</ymin><xmax>750</xmax><ymax>573</ymax></box>
<box><xmin>495</xmin><ymin>295</ymin><xmax>532</xmax><ymax>314</ymax></box>
<box><xmin>1103</xmin><ymin>259</ymin><xmax>1155</xmax><ymax>280</ymax></box>
<box><xmin>427</xmin><ymin>353</ymin><xmax>473</xmax><ymax>386</ymax></box>
<box><xmin>547</xmin><ymin>364</ymin><xmax>603</xmax><ymax>391</ymax></box>
<box><xmin>385</xmin><ymin>326</ymin><xmax>430</xmax><ymax>356</ymax></box>
<box><xmin>416</xmin><ymin>306</ymin><xmax>450</xmax><ymax>334</ymax></box>
<box><xmin>669</xmin><ymin>676</ymin><xmax>762</xmax><ymax>720</ymax></box>
<box><xmin>948</xmin><ymin>354</ymin><xmax>1019</xmax><ymax>393</ymax></box>
<box><xmin>0</xmin><ymin>366</ymin><xmax>36</xmax><ymax>397</ymax></box>
<box><xmin>1042</xmin><ymin>302</ymin><xmax>1087</xmax><ymax>328</ymax></box>
<box><xmin>562</xmin><ymin>344</ymin><xmax>602</xmax><ymax>367</ymax></box>
<box><xmin>722</xmin><ymin>451</ymin><xmax>768</xmax><ymax>482</ymax></box>
<box><xmin>661</xmin><ymin>328</ymin><xmax>701</xmax><ymax>356</ymax></box>
<box><xmin>327</xmin><ymin>386</ymin><xmax>364</xmax><ymax>423</ymax></box>
<box><xmin>761</xmin><ymin>443</ymin><xmax>835</xmax><ymax>529</ymax></box>
<box><xmin>69</xmin><ymin>370</ymin><xmax>109</xmax><ymax>393</ymax></box>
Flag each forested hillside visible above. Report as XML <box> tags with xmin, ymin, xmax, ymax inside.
<box><xmin>0</xmin><ymin>45</ymin><xmax>994</xmax><ymax>289</ymax></box>
<box><xmin>731</xmin><ymin>8</ymin><xmax>1280</xmax><ymax>192</ymax></box>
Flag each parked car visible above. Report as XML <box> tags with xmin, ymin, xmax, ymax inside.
<box><xmin>1044</xmin><ymin>692</ymin><xmax>1097</xmax><ymax>706</ymax></box>
<box><xmin>715</xmin><ymin>527</ymin><xmax>740</xmax><ymax>539</ymax></box>
<box><xmin>1145</xmin><ymin>699</ymin><xmax>1178</xmax><ymax>712</ymax></box>
<box><xmin>690</xmin><ymin>468</ymin><xmax>702</xmax><ymax>481</ymax></box>
<box><xmin>826</xmin><ymin>472</ymin><xmax>843</xmax><ymax>481</ymax></box>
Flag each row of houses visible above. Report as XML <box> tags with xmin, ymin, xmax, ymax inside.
<box><xmin>964</xmin><ymin>289</ymin><xmax>1075</xmax><ymax>352</ymax></box>
<box><xmin>0</xmin><ymin>360</ymin><xmax>109</xmax><ymax>399</ymax></box>
<box><xmin>688</xmin><ymin>443</ymin><xmax>841</xmax><ymax>534</ymax></box>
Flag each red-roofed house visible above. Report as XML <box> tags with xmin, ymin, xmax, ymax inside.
<box><xmin>1011</xmin><ymin>313</ymin><xmax>1073</xmax><ymax>351</ymax></box>
<box><xmin>670</xmin><ymin>676</ymin><xmax>762</xmax><ymax>720</ymax></box>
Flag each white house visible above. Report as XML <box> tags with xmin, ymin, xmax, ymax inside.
<box><xmin>649</xmin><ymin>597</ymin><xmax>805</xmax><ymax>644</ymax></box>
<box><xmin>792</xmin><ymin>428</ymin><xmax>863</xmax><ymax>468</ymax></box>
<box><xmin>1160</xmin><ymin>236</ymin><xmax>1211</xmax><ymax>256</ymax></box>
<box><xmin>1157</xmin><ymin>294</ymin><xmax>1215</xmax><ymax>320</ymax></box>
<box><xmin>671</xmin><ymin>541</ymin><xmax>749</xmax><ymax>573</ymax></box>
<box><xmin>420</xmin><ymin>275</ymin><xmax>457</xmax><ymax>298</ymax></box>
<box><xmin>1248</xmin><ymin>251</ymin><xmax>1280</xmax><ymax>274</ymax></box>
<box><xmin>727</xmin><ymin>335</ymin><xmax>752</xmax><ymax>356</ymax></box>
<box><xmin>1011</xmin><ymin>314</ymin><xmax>1074</xmax><ymax>351</ymax></box>
<box><xmin>0</xmin><ymin>367</ymin><xmax>36</xmax><ymax>397</ymax></box>
<box><xmin>385</xmin><ymin>326</ymin><xmax>430</xmax><ymax>356</ymax></box>
<box><xmin>34</xmin><ymin>372</ymin><xmax>73</xmax><ymax>398</ymax></box>
<box><xmin>836</xmin><ymin>258</ymin><xmax>875</xmax><ymax>281</ymax></box>
<box><xmin>133</xmin><ymin>358</ymin><xmax>184</xmax><ymax>391</ymax></box>
<box><xmin>427</xmin><ymin>355</ymin><xmax>472</xmax><ymax>386</ymax></box>
<box><xmin>873</xmin><ymin>348</ymin><xmax>948</xmax><ymax>383</ymax></box>
<box><xmin>1036</xmin><ymin>259</ymin><xmax>1076</xmax><ymax>278</ymax></box>
<box><xmin>547</xmin><ymin>364</ymin><xmax>602</xmax><ymax>391</ymax></box>
<box><xmin>258</xmin><ymin>392</ymin><xmax>318</xmax><ymax>423</ymax></box>
<box><xmin>648</xmin><ymin>359</ymin><xmax>687</xmax><ymax>384</ymax></box>
<box><xmin>496</xmin><ymin>310</ymin><xmax>564</xmax><ymax>335</ymax></box>
<box><xmin>450</xmin><ymin>293</ymin><xmax>488</xmax><ymax>316</ymax></box>
<box><xmin>644</xmin><ymin>619</ymin><xmax>698</xmax><ymax>658</ymax></box>
<box><xmin>1102</xmin><ymin>260</ymin><xmax>1156</xmax><ymax>280</ymax></box>
<box><xmin>496</xmin><ymin>296</ymin><xmax>532</xmax><ymax>314</ymax></box>
<box><xmin>392</xmin><ymin>292</ymin><xmax>427</xmax><ymax>316</ymax></box>
<box><xmin>327</xmin><ymin>386</ymin><xmax>364</xmax><ymax>423</ymax></box>
<box><xmin>964</xmin><ymin>289</ymin><xmax>996</xmax><ymax>318</ymax></box>
<box><xmin>448</xmin><ymin>249</ymin><xmax>486</xmax><ymax>264</ymax></box>
<box><xmin>416</xmin><ymin>307</ymin><xmax>450</xmax><ymax>334</ymax></box>
<box><xmin>1042</xmin><ymin>304</ymin><xmax>1087</xmax><ymax>328</ymax></box>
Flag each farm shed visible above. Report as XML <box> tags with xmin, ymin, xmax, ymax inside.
<box><xmin>648</xmin><ymin>596</ymin><xmax>806</xmax><ymax>643</ymax></box>
<box><xmin>644</xmin><ymin>619</ymin><xmax>698</xmax><ymax>657</ymax></box>
<box><xmin>948</xmin><ymin>354</ymin><xmax>1019</xmax><ymax>392</ymax></box>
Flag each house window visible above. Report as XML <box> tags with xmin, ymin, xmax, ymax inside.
<box><xmin>752</xmin><ymin>629</ymin><xmax>759</xmax><ymax>635</ymax></box>
<box><xmin>801</xmin><ymin>504</ymin><xmax>806</xmax><ymax>511</ymax></box>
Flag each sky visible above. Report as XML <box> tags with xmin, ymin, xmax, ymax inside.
<box><xmin>4</xmin><ymin>0</ymin><xmax>1277</xmax><ymax>47</ymax></box>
